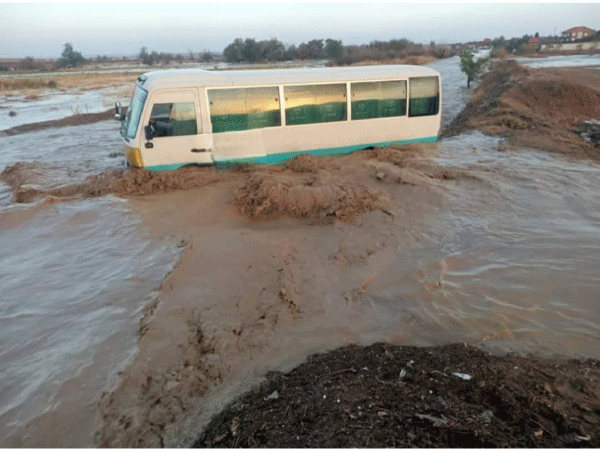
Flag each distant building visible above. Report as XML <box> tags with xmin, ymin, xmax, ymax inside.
<box><xmin>529</xmin><ymin>37</ymin><xmax>540</xmax><ymax>45</ymax></box>
<box><xmin>481</xmin><ymin>38</ymin><xmax>491</xmax><ymax>47</ymax></box>
<box><xmin>561</xmin><ymin>26</ymin><xmax>596</xmax><ymax>42</ymax></box>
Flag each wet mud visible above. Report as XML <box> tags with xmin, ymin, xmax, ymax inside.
<box><xmin>196</xmin><ymin>343</ymin><xmax>600</xmax><ymax>448</ymax></box>
<box><xmin>1</xmin><ymin>164</ymin><xmax>227</xmax><ymax>203</ymax></box>
<box><xmin>0</xmin><ymin>108</ymin><xmax>116</xmax><ymax>136</ymax></box>
<box><xmin>2</xmin><ymin>146</ymin><xmax>469</xmax><ymax>225</ymax></box>
<box><xmin>443</xmin><ymin>60</ymin><xmax>600</xmax><ymax>160</ymax></box>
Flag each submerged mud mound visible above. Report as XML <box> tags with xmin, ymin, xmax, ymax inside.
<box><xmin>1</xmin><ymin>165</ymin><xmax>226</xmax><ymax>203</ymax></box>
<box><xmin>444</xmin><ymin>60</ymin><xmax>600</xmax><ymax>160</ymax></box>
<box><xmin>0</xmin><ymin>162</ymin><xmax>42</xmax><ymax>190</ymax></box>
<box><xmin>0</xmin><ymin>109</ymin><xmax>116</xmax><ymax>136</ymax></box>
<box><xmin>235</xmin><ymin>168</ymin><xmax>390</xmax><ymax>224</ymax></box>
<box><xmin>195</xmin><ymin>343</ymin><xmax>600</xmax><ymax>448</ymax></box>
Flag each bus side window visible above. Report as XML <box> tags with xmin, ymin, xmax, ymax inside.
<box><xmin>409</xmin><ymin>77</ymin><xmax>439</xmax><ymax>117</ymax></box>
<box><xmin>351</xmin><ymin>80</ymin><xmax>406</xmax><ymax>120</ymax></box>
<box><xmin>208</xmin><ymin>87</ymin><xmax>281</xmax><ymax>133</ymax></box>
<box><xmin>284</xmin><ymin>84</ymin><xmax>347</xmax><ymax>126</ymax></box>
<box><xmin>149</xmin><ymin>102</ymin><xmax>198</xmax><ymax>137</ymax></box>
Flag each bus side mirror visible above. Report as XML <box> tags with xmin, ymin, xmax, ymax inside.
<box><xmin>144</xmin><ymin>125</ymin><xmax>154</xmax><ymax>141</ymax></box>
<box><xmin>114</xmin><ymin>102</ymin><xmax>125</xmax><ymax>121</ymax></box>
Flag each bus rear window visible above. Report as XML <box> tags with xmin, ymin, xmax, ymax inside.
<box><xmin>208</xmin><ymin>87</ymin><xmax>281</xmax><ymax>133</ymax></box>
<box><xmin>409</xmin><ymin>76</ymin><xmax>439</xmax><ymax>117</ymax></box>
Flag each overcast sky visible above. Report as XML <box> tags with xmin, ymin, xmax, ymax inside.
<box><xmin>1</xmin><ymin>2</ymin><xmax>599</xmax><ymax>58</ymax></box>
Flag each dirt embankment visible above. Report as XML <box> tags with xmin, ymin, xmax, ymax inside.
<box><xmin>2</xmin><ymin>146</ymin><xmax>474</xmax><ymax>224</ymax></box>
<box><xmin>0</xmin><ymin>108</ymin><xmax>117</xmax><ymax>136</ymax></box>
<box><xmin>443</xmin><ymin>60</ymin><xmax>600</xmax><ymax>160</ymax></box>
<box><xmin>196</xmin><ymin>343</ymin><xmax>600</xmax><ymax>448</ymax></box>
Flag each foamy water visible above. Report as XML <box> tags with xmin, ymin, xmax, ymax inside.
<box><xmin>2</xmin><ymin>54</ymin><xmax>600</xmax><ymax>446</ymax></box>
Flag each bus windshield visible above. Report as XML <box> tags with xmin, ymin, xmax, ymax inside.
<box><xmin>121</xmin><ymin>84</ymin><xmax>148</xmax><ymax>140</ymax></box>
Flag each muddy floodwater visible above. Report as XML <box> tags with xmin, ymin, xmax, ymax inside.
<box><xmin>1</xmin><ymin>56</ymin><xmax>600</xmax><ymax>446</ymax></box>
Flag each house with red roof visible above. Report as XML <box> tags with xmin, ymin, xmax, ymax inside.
<box><xmin>561</xmin><ymin>26</ymin><xmax>596</xmax><ymax>42</ymax></box>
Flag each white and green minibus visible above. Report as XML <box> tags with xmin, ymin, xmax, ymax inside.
<box><xmin>117</xmin><ymin>65</ymin><xmax>441</xmax><ymax>170</ymax></box>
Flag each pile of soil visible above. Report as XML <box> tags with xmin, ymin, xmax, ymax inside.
<box><xmin>195</xmin><ymin>343</ymin><xmax>600</xmax><ymax>448</ymax></box>
<box><xmin>443</xmin><ymin>60</ymin><xmax>600</xmax><ymax>160</ymax></box>
<box><xmin>0</xmin><ymin>108</ymin><xmax>116</xmax><ymax>136</ymax></box>
<box><xmin>235</xmin><ymin>170</ymin><xmax>390</xmax><ymax>224</ymax></box>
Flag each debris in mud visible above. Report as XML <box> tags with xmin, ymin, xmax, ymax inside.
<box><xmin>575</xmin><ymin>120</ymin><xmax>600</xmax><ymax>147</ymax></box>
<box><xmin>235</xmin><ymin>170</ymin><xmax>390</xmax><ymax>224</ymax></box>
<box><xmin>195</xmin><ymin>343</ymin><xmax>600</xmax><ymax>448</ymax></box>
<box><xmin>444</xmin><ymin>60</ymin><xmax>600</xmax><ymax>160</ymax></box>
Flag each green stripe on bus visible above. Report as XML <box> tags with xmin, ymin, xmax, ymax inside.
<box><xmin>144</xmin><ymin>136</ymin><xmax>438</xmax><ymax>171</ymax></box>
<box><xmin>145</xmin><ymin>163</ymin><xmax>189</xmax><ymax>171</ymax></box>
<box><xmin>213</xmin><ymin>136</ymin><xmax>437</xmax><ymax>166</ymax></box>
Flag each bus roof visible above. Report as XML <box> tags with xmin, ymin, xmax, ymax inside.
<box><xmin>140</xmin><ymin>64</ymin><xmax>440</xmax><ymax>91</ymax></box>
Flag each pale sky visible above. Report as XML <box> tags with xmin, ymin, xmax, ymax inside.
<box><xmin>1</xmin><ymin>2</ymin><xmax>599</xmax><ymax>58</ymax></box>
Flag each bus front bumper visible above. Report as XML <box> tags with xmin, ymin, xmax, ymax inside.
<box><xmin>124</xmin><ymin>145</ymin><xmax>143</xmax><ymax>168</ymax></box>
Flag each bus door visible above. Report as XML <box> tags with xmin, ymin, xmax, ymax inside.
<box><xmin>142</xmin><ymin>89</ymin><xmax>213</xmax><ymax>168</ymax></box>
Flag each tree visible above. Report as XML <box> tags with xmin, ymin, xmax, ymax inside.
<box><xmin>459</xmin><ymin>48</ymin><xmax>488</xmax><ymax>88</ymax></box>
<box><xmin>201</xmin><ymin>51</ymin><xmax>213</xmax><ymax>62</ymax></box>
<box><xmin>260</xmin><ymin>38</ymin><xmax>285</xmax><ymax>61</ymax></box>
<box><xmin>223</xmin><ymin>38</ymin><xmax>245</xmax><ymax>62</ymax></box>
<box><xmin>325</xmin><ymin>39</ymin><xmax>343</xmax><ymax>59</ymax></box>
<box><xmin>242</xmin><ymin>38</ymin><xmax>260</xmax><ymax>62</ymax></box>
<box><xmin>139</xmin><ymin>47</ymin><xmax>153</xmax><ymax>65</ymax></box>
<box><xmin>55</xmin><ymin>43</ymin><xmax>86</xmax><ymax>68</ymax></box>
<box><xmin>19</xmin><ymin>56</ymin><xmax>40</xmax><ymax>70</ymax></box>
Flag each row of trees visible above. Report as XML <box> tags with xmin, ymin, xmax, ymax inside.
<box><xmin>222</xmin><ymin>37</ymin><xmax>455</xmax><ymax>65</ymax></box>
<box><xmin>138</xmin><ymin>47</ymin><xmax>213</xmax><ymax>66</ymax></box>
<box><xmin>222</xmin><ymin>38</ymin><xmax>344</xmax><ymax>62</ymax></box>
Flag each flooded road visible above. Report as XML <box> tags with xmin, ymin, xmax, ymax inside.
<box><xmin>1</xmin><ymin>55</ymin><xmax>600</xmax><ymax>446</ymax></box>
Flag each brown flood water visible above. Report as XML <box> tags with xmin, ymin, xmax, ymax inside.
<box><xmin>96</xmin><ymin>136</ymin><xmax>600</xmax><ymax>447</ymax></box>
<box><xmin>2</xmin><ymin>56</ymin><xmax>600</xmax><ymax>447</ymax></box>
